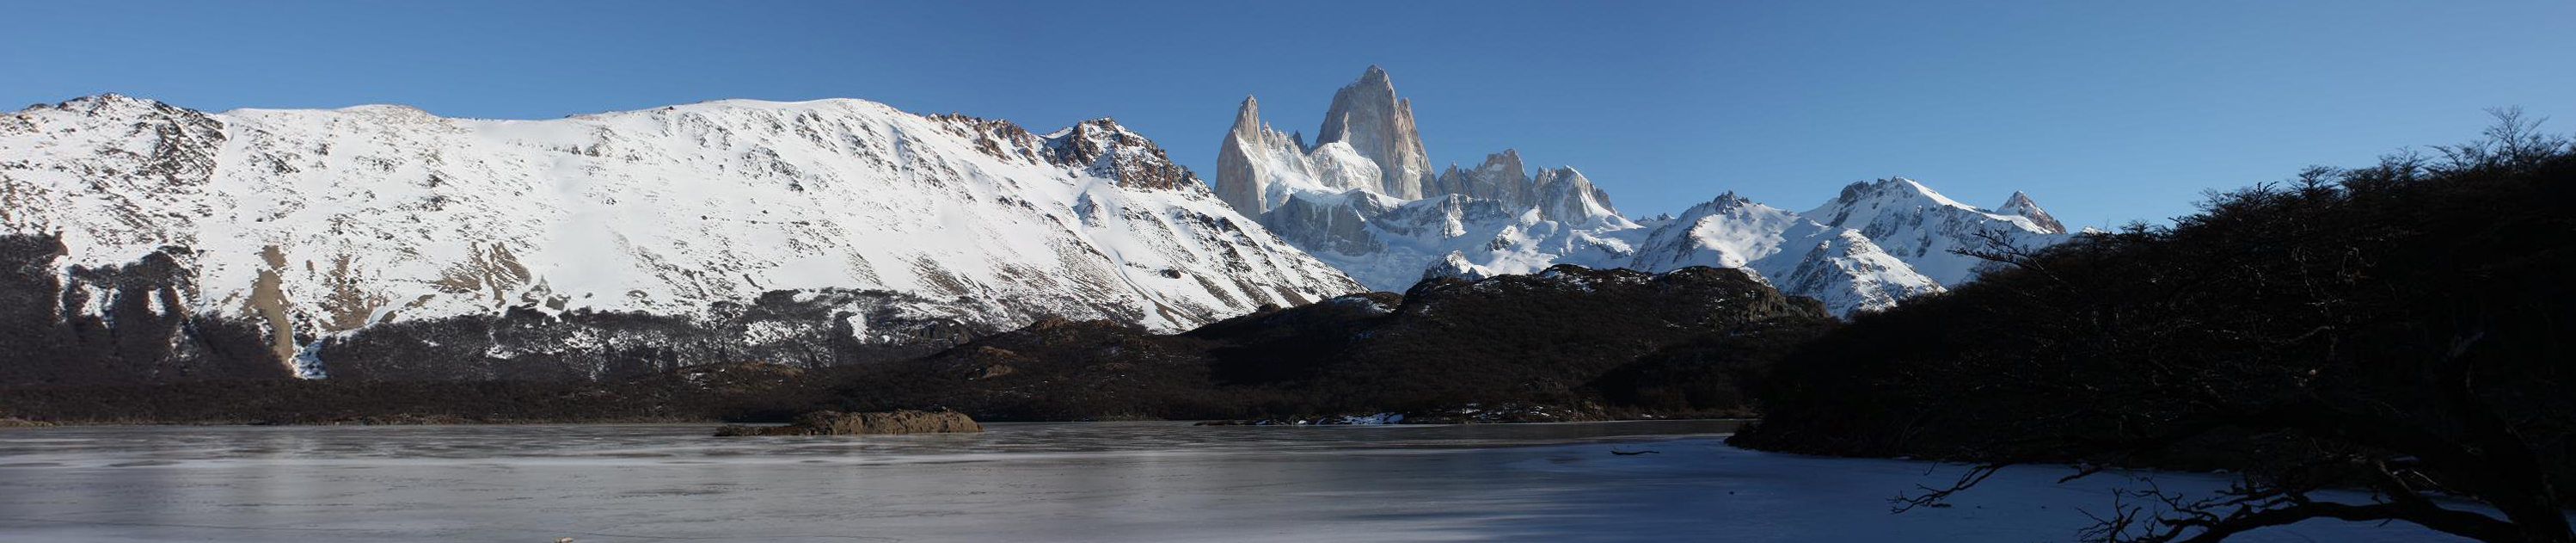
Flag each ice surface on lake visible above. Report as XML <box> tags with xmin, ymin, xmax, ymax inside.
<box><xmin>0</xmin><ymin>422</ymin><xmax>2484</xmax><ymax>542</ymax></box>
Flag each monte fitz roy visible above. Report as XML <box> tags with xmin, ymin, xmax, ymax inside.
<box><xmin>0</xmin><ymin>66</ymin><xmax>2064</xmax><ymax>385</ymax></box>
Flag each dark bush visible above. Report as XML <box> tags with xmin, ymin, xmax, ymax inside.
<box><xmin>1734</xmin><ymin>110</ymin><xmax>2576</xmax><ymax>543</ymax></box>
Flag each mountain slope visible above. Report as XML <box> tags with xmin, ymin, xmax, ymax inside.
<box><xmin>0</xmin><ymin>94</ymin><xmax>1361</xmax><ymax>380</ymax></box>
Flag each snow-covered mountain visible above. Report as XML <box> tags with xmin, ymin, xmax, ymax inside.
<box><xmin>1799</xmin><ymin>178</ymin><xmax>2069</xmax><ymax>287</ymax></box>
<box><xmin>0</xmin><ymin>94</ymin><xmax>1360</xmax><ymax>379</ymax></box>
<box><xmin>1627</xmin><ymin>193</ymin><xmax>1943</xmax><ymax>316</ymax></box>
<box><xmin>1211</xmin><ymin>67</ymin><xmax>2070</xmax><ymax>316</ymax></box>
<box><xmin>1214</xmin><ymin>67</ymin><xmax>1638</xmax><ymax>287</ymax></box>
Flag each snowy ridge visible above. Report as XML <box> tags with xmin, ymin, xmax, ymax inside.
<box><xmin>1625</xmin><ymin>193</ymin><xmax>1946</xmax><ymax>316</ymax></box>
<box><xmin>1316</xmin><ymin>193</ymin><xmax>1642</xmax><ymax>287</ymax></box>
<box><xmin>1800</xmin><ymin>177</ymin><xmax>2067</xmax><ymax>287</ymax></box>
<box><xmin>1996</xmin><ymin>190</ymin><xmax>2066</xmax><ymax>234</ymax></box>
<box><xmin>1211</xmin><ymin>67</ymin><xmax>2071</xmax><ymax>317</ymax></box>
<box><xmin>1</xmin><ymin>93</ymin><xmax>1363</xmax><ymax>375</ymax></box>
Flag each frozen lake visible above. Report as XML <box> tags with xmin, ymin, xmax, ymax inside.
<box><xmin>0</xmin><ymin>421</ymin><xmax>2468</xmax><ymax>542</ymax></box>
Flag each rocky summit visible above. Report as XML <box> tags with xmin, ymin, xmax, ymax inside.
<box><xmin>1316</xmin><ymin>66</ymin><xmax>1437</xmax><ymax>200</ymax></box>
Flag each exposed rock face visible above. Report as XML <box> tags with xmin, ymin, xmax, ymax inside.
<box><xmin>1432</xmin><ymin>150</ymin><xmax>1536</xmax><ymax>209</ymax></box>
<box><xmin>1205</xmin><ymin>67</ymin><xmax>1639</xmax><ymax>297</ymax></box>
<box><xmin>1210</xmin><ymin>96</ymin><xmax>1383</xmax><ymax>215</ymax></box>
<box><xmin>714</xmin><ymin>410</ymin><xmax>982</xmax><ymax>436</ymax></box>
<box><xmin>1315</xmin><ymin>66</ymin><xmax>1434</xmax><ymax>199</ymax></box>
<box><xmin>1045</xmin><ymin>119</ymin><xmax>1197</xmax><ymax>191</ymax></box>
<box><xmin>3</xmin><ymin>94</ymin><xmax>1363</xmax><ymax>382</ymax></box>
<box><xmin>1530</xmin><ymin>167</ymin><xmax>1628</xmax><ymax>226</ymax></box>
<box><xmin>1213</xmin><ymin>97</ymin><xmax>1272</xmax><ymax>213</ymax></box>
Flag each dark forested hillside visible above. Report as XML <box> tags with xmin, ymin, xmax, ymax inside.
<box><xmin>828</xmin><ymin>265</ymin><xmax>1838</xmax><ymax>422</ymax></box>
<box><xmin>1732</xmin><ymin>113</ymin><xmax>2576</xmax><ymax>543</ymax></box>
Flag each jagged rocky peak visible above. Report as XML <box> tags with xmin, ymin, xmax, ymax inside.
<box><xmin>1810</xmin><ymin>176</ymin><xmax>1988</xmax><ymax>232</ymax></box>
<box><xmin>1211</xmin><ymin>67</ymin><xmax>1608</xmax><ymax>218</ymax></box>
<box><xmin>1206</xmin><ymin>67</ymin><xmax>1655</xmax><ymax>295</ymax></box>
<box><xmin>1213</xmin><ymin>96</ymin><xmax>1269</xmax><ymax>213</ymax></box>
<box><xmin>1812</xmin><ymin>177</ymin><xmax>2063</xmax><ymax>231</ymax></box>
<box><xmin>1227</xmin><ymin>96</ymin><xmax>1262</xmax><ymax>139</ymax></box>
<box><xmin>1042</xmin><ymin>117</ymin><xmax>1196</xmax><ymax>191</ymax></box>
<box><xmin>1316</xmin><ymin>65</ymin><xmax>1434</xmax><ymax>199</ymax></box>
<box><xmin>1997</xmin><ymin>190</ymin><xmax>2066</xmax><ymax>234</ymax></box>
<box><xmin>1477</xmin><ymin>150</ymin><xmax>1528</xmax><ymax>182</ymax></box>
<box><xmin>1824</xmin><ymin>176</ymin><xmax>1947</xmax><ymax>207</ymax></box>
<box><xmin>1213</xmin><ymin>94</ymin><xmax>1342</xmax><ymax>214</ymax></box>
<box><xmin>1433</xmin><ymin>149</ymin><xmax>1539</xmax><ymax>209</ymax></box>
<box><xmin>1707</xmin><ymin>191</ymin><xmax>1753</xmax><ymax>209</ymax></box>
<box><xmin>1531</xmin><ymin>166</ymin><xmax>1632</xmax><ymax>228</ymax></box>
<box><xmin>934</xmin><ymin>111</ymin><xmax>1200</xmax><ymax>192</ymax></box>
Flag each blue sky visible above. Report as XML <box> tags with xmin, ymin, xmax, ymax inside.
<box><xmin>6</xmin><ymin>1</ymin><xmax>2570</xmax><ymax>225</ymax></box>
